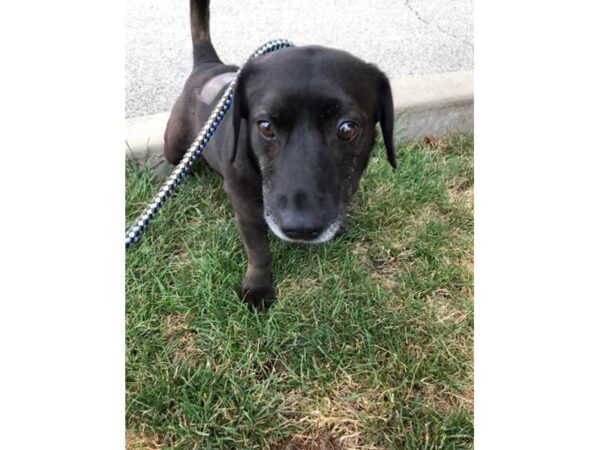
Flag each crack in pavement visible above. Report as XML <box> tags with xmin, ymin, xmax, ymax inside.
<box><xmin>404</xmin><ymin>0</ymin><xmax>474</xmax><ymax>49</ymax></box>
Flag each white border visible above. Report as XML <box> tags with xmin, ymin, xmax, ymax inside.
<box><xmin>0</xmin><ymin>1</ymin><xmax>124</xmax><ymax>448</ymax></box>
<box><xmin>476</xmin><ymin>1</ymin><xmax>600</xmax><ymax>448</ymax></box>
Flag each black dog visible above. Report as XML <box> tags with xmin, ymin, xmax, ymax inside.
<box><xmin>165</xmin><ymin>0</ymin><xmax>396</xmax><ymax>308</ymax></box>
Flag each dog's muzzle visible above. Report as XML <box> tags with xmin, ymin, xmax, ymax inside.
<box><xmin>263</xmin><ymin>210</ymin><xmax>342</xmax><ymax>244</ymax></box>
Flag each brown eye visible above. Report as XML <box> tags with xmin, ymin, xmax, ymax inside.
<box><xmin>258</xmin><ymin>121</ymin><xmax>275</xmax><ymax>139</ymax></box>
<box><xmin>337</xmin><ymin>121</ymin><xmax>359</xmax><ymax>141</ymax></box>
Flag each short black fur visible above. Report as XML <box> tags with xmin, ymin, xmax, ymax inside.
<box><xmin>164</xmin><ymin>0</ymin><xmax>396</xmax><ymax>309</ymax></box>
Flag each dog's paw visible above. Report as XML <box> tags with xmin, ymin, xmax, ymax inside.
<box><xmin>239</xmin><ymin>284</ymin><xmax>276</xmax><ymax>310</ymax></box>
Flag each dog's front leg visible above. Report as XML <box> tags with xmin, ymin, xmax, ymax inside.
<box><xmin>235</xmin><ymin>216</ymin><xmax>274</xmax><ymax>309</ymax></box>
<box><xmin>225</xmin><ymin>180</ymin><xmax>275</xmax><ymax>309</ymax></box>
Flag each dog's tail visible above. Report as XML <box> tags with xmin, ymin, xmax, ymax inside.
<box><xmin>191</xmin><ymin>0</ymin><xmax>222</xmax><ymax>65</ymax></box>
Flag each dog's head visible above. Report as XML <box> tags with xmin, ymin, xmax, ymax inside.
<box><xmin>231</xmin><ymin>46</ymin><xmax>395</xmax><ymax>243</ymax></box>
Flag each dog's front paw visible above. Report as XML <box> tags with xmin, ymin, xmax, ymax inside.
<box><xmin>239</xmin><ymin>284</ymin><xmax>276</xmax><ymax>310</ymax></box>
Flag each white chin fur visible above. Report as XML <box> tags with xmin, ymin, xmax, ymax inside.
<box><xmin>264</xmin><ymin>213</ymin><xmax>341</xmax><ymax>244</ymax></box>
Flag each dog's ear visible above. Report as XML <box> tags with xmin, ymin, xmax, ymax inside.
<box><xmin>376</xmin><ymin>72</ymin><xmax>397</xmax><ymax>169</ymax></box>
<box><xmin>230</xmin><ymin>68</ymin><xmax>249</xmax><ymax>163</ymax></box>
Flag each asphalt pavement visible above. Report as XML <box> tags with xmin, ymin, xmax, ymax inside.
<box><xmin>126</xmin><ymin>0</ymin><xmax>473</xmax><ymax>118</ymax></box>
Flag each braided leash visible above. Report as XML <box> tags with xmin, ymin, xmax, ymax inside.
<box><xmin>126</xmin><ymin>39</ymin><xmax>294</xmax><ymax>248</ymax></box>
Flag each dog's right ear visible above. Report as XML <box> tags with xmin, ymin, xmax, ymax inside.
<box><xmin>376</xmin><ymin>72</ymin><xmax>397</xmax><ymax>169</ymax></box>
<box><xmin>230</xmin><ymin>68</ymin><xmax>249</xmax><ymax>163</ymax></box>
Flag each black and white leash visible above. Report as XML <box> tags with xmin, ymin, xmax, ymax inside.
<box><xmin>125</xmin><ymin>39</ymin><xmax>294</xmax><ymax>249</ymax></box>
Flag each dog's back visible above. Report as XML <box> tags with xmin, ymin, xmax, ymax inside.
<box><xmin>164</xmin><ymin>0</ymin><xmax>236</xmax><ymax>168</ymax></box>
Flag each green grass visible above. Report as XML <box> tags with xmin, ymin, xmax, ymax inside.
<box><xmin>125</xmin><ymin>134</ymin><xmax>474</xmax><ymax>449</ymax></box>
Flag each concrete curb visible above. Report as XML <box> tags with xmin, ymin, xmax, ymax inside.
<box><xmin>125</xmin><ymin>70</ymin><xmax>473</xmax><ymax>168</ymax></box>
<box><xmin>391</xmin><ymin>70</ymin><xmax>473</xmax><ymax>141</ymax></box>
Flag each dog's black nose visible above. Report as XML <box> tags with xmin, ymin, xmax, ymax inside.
<box><xmin>281</xmin><ymin>226</ymin><xmax>323</xmax><ymax>241</ymax></box>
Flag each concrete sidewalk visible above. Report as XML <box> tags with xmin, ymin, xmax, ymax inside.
<box><xmin>126</xmin><ymin>0</ymin><xmax>473</xmax><ymax>118</ymax></box>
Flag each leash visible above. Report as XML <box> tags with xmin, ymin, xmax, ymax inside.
<box><xmin>126</xmin><ymin>39</ymin><xmax>294</xmax><ymax>249</ymax></box>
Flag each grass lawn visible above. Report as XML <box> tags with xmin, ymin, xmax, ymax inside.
<box><xmin>125</xmin><ymin>134</ymin><xmax>474</xmax><ymax>449</ymax></box>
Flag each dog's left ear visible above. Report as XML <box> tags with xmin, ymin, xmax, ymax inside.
<box><xmin>376</xmin><ymin>72</ymin><xmax>397</xmax><ymax>169</ymax></box>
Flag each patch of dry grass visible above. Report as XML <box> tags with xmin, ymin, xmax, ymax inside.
<box><xmin>125</xmin><ymin>428</ymin><xmax>163</xmax><ymax>450</ymax></box>
<box><xmin>278</xmin><ymin>378</ymin><xmax>387</xmax><ymax>450</ymax></box>
<box><xmin>162</xmin><ymin>313</ymin><xmax>205</xmax><ymax>368</ymax></box>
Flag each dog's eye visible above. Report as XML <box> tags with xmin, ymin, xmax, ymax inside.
<box><xmin>257</xmin><ymin>121</ymin><xmax>275</xmax><ymax>139</ymax></box>
<box><xmin>337</xmin><ymin>121</ymin><xmax>359</xmax><ymax>141</ymax></box>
